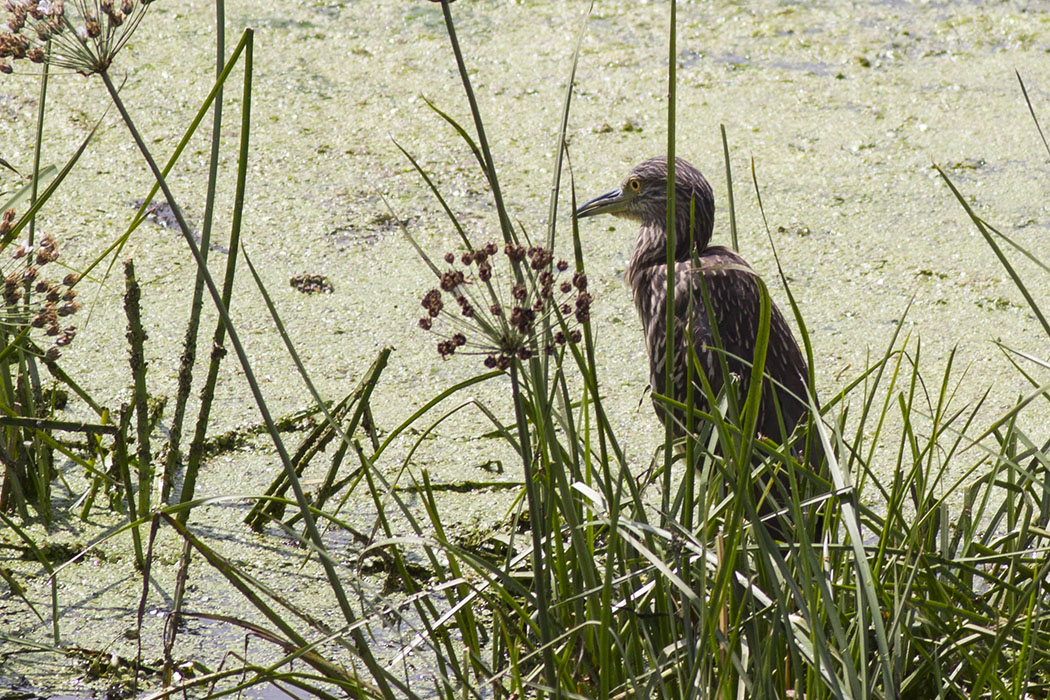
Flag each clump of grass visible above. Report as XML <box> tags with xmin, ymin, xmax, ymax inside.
<box><xmin>365</xmin><ymin>4</ymin><xmax>1050</xmax><ymax>699</ymax></box>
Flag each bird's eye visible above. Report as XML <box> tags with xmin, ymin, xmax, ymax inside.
<box><xmin>627</xmin><ymin>178</ymin><xmax>640</xmax><ymax>192</ymax></box>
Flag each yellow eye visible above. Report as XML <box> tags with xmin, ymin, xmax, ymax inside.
<box><xmin>627</xmin><ymin>178</ymin><xmax>641</xmax><ymax>192</ymax></box>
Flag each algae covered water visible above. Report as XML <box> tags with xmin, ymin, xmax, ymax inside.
<box><xmin>0</xmin><ymin>0</ymin><xmax>1047</xmax><ymax>695</ymax></box>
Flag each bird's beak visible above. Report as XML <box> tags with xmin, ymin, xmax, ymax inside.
<box><xmin>575</xmin><ymin>187</ymin><xmax>633</xmax><ymax>219</ymax></box>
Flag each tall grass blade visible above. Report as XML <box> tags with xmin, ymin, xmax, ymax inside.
<box><xmin>164</xmin><ymin>0</ymin><xmax>227</xmax><ymax>502</ymax></box>
<box><xmin>97</xmin><ymin>43</ymin><xmax>399</xmax><ymax>697</ymax></box>
<box><xmin>1017</xmin><ymin>71</ymin><xmax>1050</xmax><ymax>160</ymax></box>
<box><xmin>0</xmin><ymin>165</ymin><xmax>56</xmax><ymax>213</ymax></box>
<box><xmin>720</xmin><ymin>125</ymin><xmax>738</xmax><ymax>253</ymax></box>
<box><xmin>936</xmin><ymin>165</ymin><xmax>1050</xmax><ymax>339</ymax></box>
<box><xmin>545</xmin><ymin>1</ymin><xmax>592</xmax><ymax>250</ymax></box>
<box><xmin>436</xmin><ymin>1</ymin><xmax>514</xmax><ymax>243</ymax></box>
<box><xmin>178</xmin><ymin>20</ymin><xmax>253</xmax><ymax>522</ymax></box>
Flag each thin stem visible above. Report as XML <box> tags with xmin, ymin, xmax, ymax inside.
<box><xmin>164</xmin><ymin>0</ymin><xmax>226</xmax><ymax>502</ymax></box>
<box><xmin>166</xmin><ymin>0</ymin><xmax>227</xmax><ymax>681</ymax></box>
<box><xmin>662</xmin><ymin>0</ymin><xmax>677</xmax><ymax>522</ymax></box>
<box><xmin>510</xmin><ymin>363</ymin><xmax>559</xmax><ymax>699</ymax></box>
<box><xmin>438</xmin><ymin>0</ymin><xmax>514</xmax><ymax>245</ymax></box>
<box><xmin>123</xmin><ymin>259</ymin><xmax>152</xmax><ymax>543</ymax></box>
<box><xmin>97</xmin><ymin>65</ymin><xmax>401</xmax><ymax>700</ymax></box>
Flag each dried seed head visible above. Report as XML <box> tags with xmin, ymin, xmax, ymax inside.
<box><xmin>439</xmin><ymin>269</ymin><xmax>464</xmax><ymax>292</ymax></box>
<box><xmin>509</xmin><ymin>306</ymin><xmax>535</xmax><ymax>334</ymax></box>
<box><xmin>528</xmin><ymin>246</ymin><xmax>553</xmax><ymax>270</ymax></box>
<box><xmin>56</xmin><ymin>300</ymin><xmax>80</xmax><ymax>317</ymax></box>
<box><xmin>34</xmin><ymin>243</ymin><xmax>57</xmax><ymax>264</ymax></box>
<box><xmin>574</xmin><ymin>292</ymin><xmax>592</xmax><ymax>324</ymax></box>
<box><xmin>1</xmin><ymin>0</ymin><xmax>153</xmax><ymax>75</ymax></box>
<box><xmin>56</xmin><ymin>326</ymin><xmax>75</xmax><ymax>346</ymax></box>
<box><xmin>504</xmin><ymin>243</ymin><xmax>525</xmax><ymax>263</ymax></box>
<box><xmin>437</xmin><ymin>339</ymin><xmax>456</xmax><ymax>359</ymax></box>
<box><xmin>421</xmin><ymin>288</ymin><xmax>443</xmax><ymax>317</ymax></box>
<box><xmin>417</xmin><ymin>237</ymin><xmax>588</xmax><ymax>370</ymax></box>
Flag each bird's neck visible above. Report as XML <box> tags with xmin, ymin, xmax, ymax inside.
<box><xmin>625</xmin><ymin>222</ymin><xmax>689</xmax><ymax>289</ymax></box>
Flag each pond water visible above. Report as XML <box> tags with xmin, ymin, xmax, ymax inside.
<box><xmin>0</xmin><ymin>0</ymin><xmax>1048</xmax><ymax>695</ymax></box>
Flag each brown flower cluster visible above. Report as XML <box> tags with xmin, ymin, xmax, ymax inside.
<box><xmin>419</xmin><ymin>241</ymin><xmax>589</xmax><ymax>369</ymax></box>
<box><xmin>0</xmin><ymin>0</ymin><xmax>154</xmax><ymax>75</ymax></box>
<box><xmin>2</xmin><ymin>214</ymin><xmax>80</xmax><ymax>360</ymax></box>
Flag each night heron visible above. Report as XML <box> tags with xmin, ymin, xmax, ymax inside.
<box><xmin>576</xmin><ymin>157</ymin><xmax>821</xmax><ymax>532</ymax></box>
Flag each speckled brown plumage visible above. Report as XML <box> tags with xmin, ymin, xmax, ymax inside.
<box><xmin>577</xmin><ymin>157</ymin><xmax>820</xmax><ymax>532</ymax></box>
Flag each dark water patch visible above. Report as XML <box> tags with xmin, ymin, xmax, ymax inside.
<box><xmin>128</xmin><ymin>199</ymin><xmax>230</xmax><ymax>255</ymax></box>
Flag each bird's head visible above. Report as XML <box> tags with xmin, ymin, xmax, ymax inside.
<box><xmin>576</xmin><ymin>156</ymin><xmax>715</xmax><ymax>259</ymax></box>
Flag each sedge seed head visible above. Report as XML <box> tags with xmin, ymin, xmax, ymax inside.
<box><xmin>417</xmin><ymin>240</ymin><xmax>587</xmax><ymax>369</ymax></box>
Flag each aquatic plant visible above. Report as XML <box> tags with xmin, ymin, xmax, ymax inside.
<box><xmin>0</xmin><ymin>0</ymin><xmax>155</xmax><ymax>75</ymax></box>
<box><xmin>419</xmin><ymin>242</ymin><xmax>586</xmax><ymax>367</ymax></box>
<box><xmin>0</xmin><ymin>223</ymin><xmax>79</xmax><ymax>359</ymax></box>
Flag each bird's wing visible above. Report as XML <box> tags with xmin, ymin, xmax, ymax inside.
<box><xmin>684</xmin><ymin>247</ymin><xmax>811</xmax><ymax>439</ymax></box>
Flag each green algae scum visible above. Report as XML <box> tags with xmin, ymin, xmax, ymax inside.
<box><xmin>1</xmin><ymin>1</ymin><xmax>1049</xmax><ymax>698</ymax></box>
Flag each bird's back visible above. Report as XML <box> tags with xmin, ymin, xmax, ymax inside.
<box><xmin>632</xmin><ymin>246</ymin><xmax>811</xmax><ymax>442</ymax></box>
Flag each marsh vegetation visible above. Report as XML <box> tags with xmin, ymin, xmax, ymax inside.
<box><xmin>0</xmin><ymin>1</ymin><xmax>1048</xmax><ymax>698</ymax></box>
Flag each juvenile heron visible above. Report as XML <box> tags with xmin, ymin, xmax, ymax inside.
<box><xmin>577</xmin><ymin>157</ymin><xmax>819</xmax><ymax>526</ymax></box>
